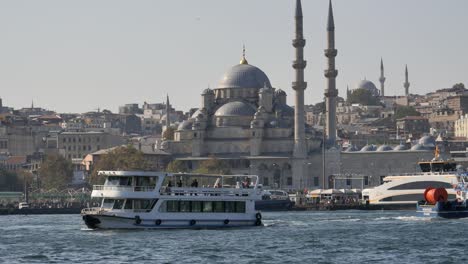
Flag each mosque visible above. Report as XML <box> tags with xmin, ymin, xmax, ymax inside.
<box><xmin>160</xmin><ymin>0</ymin><xmax>434</xmax><ymax>190</ymax></box>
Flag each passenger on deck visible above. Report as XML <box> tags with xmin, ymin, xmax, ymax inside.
<box><xmin>191</xmin><ymin>179</ymin><xmax>199</xmax><ymax>188</ymax></box>
<box><xmin>177</xmin><ymin>179</ymin><xmax>183</xmax><ymax>187</ymax></box>
<box><xmin>167</xmin><ymin>180</ymin><xmax>173</xmax><ymax>187</ymax></box>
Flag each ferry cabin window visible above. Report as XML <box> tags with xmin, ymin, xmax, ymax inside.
<box><xmin>180</xmin><ymin>201</ymin><xmax>191</xmax><ymax>212</ymax></box>
<box><xmin>164</xmin><ymin>201</ymin><xmax>246</xmax><ymax>213</ymax></box>
<box><xmin>135</xmin><ymin>176</ymin><xmax>158</xmax><ymax>187</ymax></box>
<box><xmin>225</xmin><ymin>202</ymin><xmax>236</xmax><ymax>212</ymax></box>
<box><xmin>388</xmin><ymin>181</ymin><xmax>453</xmax><ymax>190</ymax></box>
<box><xmin>167</xmin><ymin>200</ymin><xmax>179</xmax><ymax>212</ymax></box>
<box><xmin>203</xmin><ymin>201</ymin><xmax>213</xmax><ymax>212</ymax></box>
<box><xmin>113</xmin><ymin>199</ymin><xmax>125</xmax><ymax>209</ymax></box>
<box><xmin>124</xmin><ymin>200</ymin><xmax>133</xmax><ymax>209</ymax></box>
<box><xmin>192</xmin><ymin>201</ymin><xmax>202</xmax><ymax>212</ymax></box>
<box><xmin>213</xmin><ymin>201</ymin><xmax>224</xmax><ymax>213</ymax></box>
<box><xmin>102</xmin><ymin>199</ymin><xmax>115</xmax><ymax>209</ymax></box>
<box><xmin>235</xmin><ymin>202</ymin><xmax>245</xmax><ymax>213</ymax></box>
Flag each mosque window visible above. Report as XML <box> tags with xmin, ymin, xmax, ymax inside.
<box><xmin>287</xmin><ymin>177</ymin><xmax>293</xmax><ymax>186</ymax></box>
<box><xmin>194</xmin><ymin>132</ymin><xmax>197</xmax><ymax>138</ymax></box>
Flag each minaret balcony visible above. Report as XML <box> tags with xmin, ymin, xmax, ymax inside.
<box><xmin>379</xmin><ymin>77</ymin><xmax>386</xmax><ymax>82</ymax></box>
<box><xmin>324</xmin><ymin>49</ymin><xmax>337</xmax><ymax>57</ymax></box>
<box><xmin>292</xmin><ymin>60</ymin><xmax>307</xmax><ymax>69</ymax></box>
<box><xmin>292</xmin><ymin>82</ymin><xmax>307</xmax><ymax>91</ymax></box>
<box><xmin>324</xmin><ymin>69</ymin><xmax>338</xmax><ymax>78</ymax></box>
<box><xmin>324</xmin><ymin>89</ymin><xmax>338</xmax><ymax>97</ymax></box>
<box><xmin>292</xmin><ymin>39</ymin><xmax>306</xmax><ymax>48</ymax></box>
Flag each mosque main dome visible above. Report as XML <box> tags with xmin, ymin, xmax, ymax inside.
<box><xmin>354</xmin><ymin>80</ymin><xmax>380</xmax><ymax>96</ymax></box>
<box><xmin>218</xmin><ymin>63</ymin><xmax>272</xmax><ymax>89</ymax></box>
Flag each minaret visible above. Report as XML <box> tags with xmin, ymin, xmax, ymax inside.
<box><xmin>324</xmin><ymin>0</ymin><xmax>338</xmax><ymax>145</ymax></box>
<box><xmin>292</xmin><ymin>0</ymin><xmax>307</xmax><ymax>159</ymax></box>
<box><xmin>379</xmin><ymin>58</ymin><xmax>386</xmax><ymax>96</ymax></box>
<box><xmin>404</xmin><ymin>65</ymin><xmax>410</xmax><ymax>96</ymax></box>
<box><xmin>165</xmin><ymin>94</ymin><xmax>171</xmax><ymax>127</ymax></box>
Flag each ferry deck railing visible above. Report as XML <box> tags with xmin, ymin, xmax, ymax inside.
<box><xmin>92</xmin><ymin>185</ymin><xmax>261</xmax><ymax>197</ymax></box>
<box><xmin>159</xmin><ymin>187</ymin><xmax>260</xmax><ymax>197</ymax></box>
<box><xmin>93</xmin><ymin>185</ymin><xmax>155</xmax><ymax>192</ymax></box>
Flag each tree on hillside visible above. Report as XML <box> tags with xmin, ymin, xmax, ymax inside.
<box><xmin>88</xmin><ymin>146</ymin><xmax>150</xmax><ymax>185</ymax></box>
<box><xmin>347</xmin><ymin>88</ymin><xmax>380</xmax><ymax>106</ymax></box>
<box><xmin>162</xmin><ymin>127</ymin><xmax>175</xmax><ymax>140</ymax></box>
<box><xmin>194</xmin><ymin>157</ymin><xmax>231</xmax><ymax>175</ymax></box>
<box><xmin>166</xmin><ymin>160</ymin><xmax>189</xmax><ymax>173</ymax></box>
<box><xmin>38</xmin><ymin>154</ymin><xmax>73</xmax><ymax>190</ymax></box>
<box><xmin>452</xmin><ymin>83</ymin><xmax>465</xmax><ymax>90</ymax></box>
<box><xmin>395</xmin><ymin>106</ymin><xmax>421</xmax><ymax>119</ymax></box>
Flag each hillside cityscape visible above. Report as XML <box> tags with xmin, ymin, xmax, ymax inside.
<box><xmin>0</xmin><ymin>0</ymin><xmax>467</xmax><ymax>206</ymax></box>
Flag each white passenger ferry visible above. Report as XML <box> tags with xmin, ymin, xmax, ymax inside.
<box><xmin>81</xmin><ymin>171</ymin><xmax>263</xmax><ymax>229</ymax></box>
<box><xmin>362</xmin><ymin>156</ymin><xmax>459</xmax><ymax>209</ymax></box>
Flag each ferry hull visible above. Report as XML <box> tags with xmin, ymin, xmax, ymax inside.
<box><xmin>82</xmin><ymin>214</ymin><xmax>262</xmax><ymax>229</ymax></box>
<box><xmin>416</xmin><ymin>202</ymin><xmax>468</xmax><ymax>219</ymax></box>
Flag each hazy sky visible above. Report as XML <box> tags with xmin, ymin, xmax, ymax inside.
<box><xmin>0</xmin><ymin>0</ymin><xmax>467</xmax><ymax>113</ymax></box>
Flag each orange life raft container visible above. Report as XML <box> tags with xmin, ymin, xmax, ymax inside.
<box><xmin>424</xmin><ymin>187</ymin><xmax>448</xmax><ymax>205</ymax></box>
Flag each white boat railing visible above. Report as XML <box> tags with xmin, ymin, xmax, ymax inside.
<box><xmin>93</xmin><ymin>185</ymin><xmax>155</xmax><ymax>192</ymax></box>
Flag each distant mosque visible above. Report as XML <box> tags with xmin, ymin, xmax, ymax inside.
<box><xmin>348</xmin><ymin>58</ymin><xmax>412</xmax><ymax>99</ymax></box>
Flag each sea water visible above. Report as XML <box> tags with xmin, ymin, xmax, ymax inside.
<box><xmin>0</xmin><ymin>211</ymin><xmax>467</xmax><ymax>263</ymax></box>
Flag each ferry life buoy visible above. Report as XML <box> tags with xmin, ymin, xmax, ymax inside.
<box><xmin>155</xmin><ymin>219</ymin><xmax>162</xmax><ymax>226</ymax></box>
<box><xmin>255</xmin><ymin>213</ymin><xmax>262</xmax><ymax>220</ymax></box>
<box><xmin>135</xmin><ymin>215</ymin><xmax>142</xmax><ymax>225</ymax></box>
<box><xmin>255</xmin><ymin>219</ymin><xmax>262</xmax><ymax>226</ymax></box>
<box><xmin>224</xmin><ymin>219</ymin><xmax>230</xmax><ymax>225</ymax></box>
<box><xmin>190</xmin><ymin>219</ymin><xmax>196</xmax><ymax>226</ymax></box>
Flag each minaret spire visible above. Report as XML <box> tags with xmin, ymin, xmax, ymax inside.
<box><xmin>324</xmin><ymin>0</ymin><xmax>338</xmax><ymax>145</ymax></box>
<box><xmin>404</xmin><ymin>64</ymin><xmax>410</xmax><ymax>96</ymax></box>
<box><xmin>166</xmin><ymin>94</ymin><xmax>171</xmax><ymax>127</ymax></box>
<box><xmin>327</xmin><ymin>0</ymin><xmax>335</xmax><ymax>31</ymax></box>
<box><xmin>379</xmin><ymin>58</ymin><xmax>386</xmax><ymax>96</ymax></box>
<box><xmin>292</xmin><ymin>0</ymin><xmax>307</xmax><ymax>159</ymax></box>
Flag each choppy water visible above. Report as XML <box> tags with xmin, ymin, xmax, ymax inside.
<box><xmin>1</xmin><ymin>211</ymin><xmax>467</xmax><ymax>263</ymax></box>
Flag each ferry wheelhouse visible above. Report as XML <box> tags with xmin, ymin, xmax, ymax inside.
<box><xmin>81</xmin><ymin>171</ymin><xmax>263</xmax><ymax>229</ymax></box>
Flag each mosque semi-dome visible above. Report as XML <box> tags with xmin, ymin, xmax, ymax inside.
<box><xmin>344</xmin><ymin>145</ymin><xmax>359</xmax><ymax>152</ymax></box>
<box><xmin>410</xmin><ymin>144</ymin><xmax>426</xmax><ymax>151</ymax></box>
<box><xmin>376</xmin><ymin>145</ymin><xmax>393</xmax><ymax>152</ymax></box>
<box><xmin>218</xmin><ymin>63</ymin><xmax>272</xmax><ymax>89</ymax></box>
<box><xmin>214</xmin><ymin>101</ymin><xmax>256</xmax><ymax>117</ymax></box>
<box><xmin>418</xmin><ymin>135</ymin><xmax>436</xmax><ymax>147</ymax></box>
<box><xmin>178</xmin><ymin>120</ymin><xmax>193</xmax><ymax>131</ymax></box>
<box><xmin>393</xmin><ymin>144</ymin><xmax>408</xmax><ymax>151</ymax></box>
<box><xmin>360</xmin><ymin>145</ymin><xmax>376</xmax><ymax>151</ymax></box>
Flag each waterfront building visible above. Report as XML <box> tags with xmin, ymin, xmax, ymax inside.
<box><xmin>455</xmin><ymin>114</ymin><xmax>468</xmax><ymax>139</ymax></box>
<box><xmin>57</xmin><ymin>131</ymin><xmax>125</xmax><ymax>160</ymax></box>
<box><xmin>396</xmin><ymin>116</ymin><xmax>430</xmax><ymax>139</ymax></box>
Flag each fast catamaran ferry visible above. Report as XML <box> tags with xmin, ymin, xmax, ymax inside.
<box><xmin>81</xmin><ymin>171</ymin><xmax>263</xmax><ymax>229</ymax></box>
